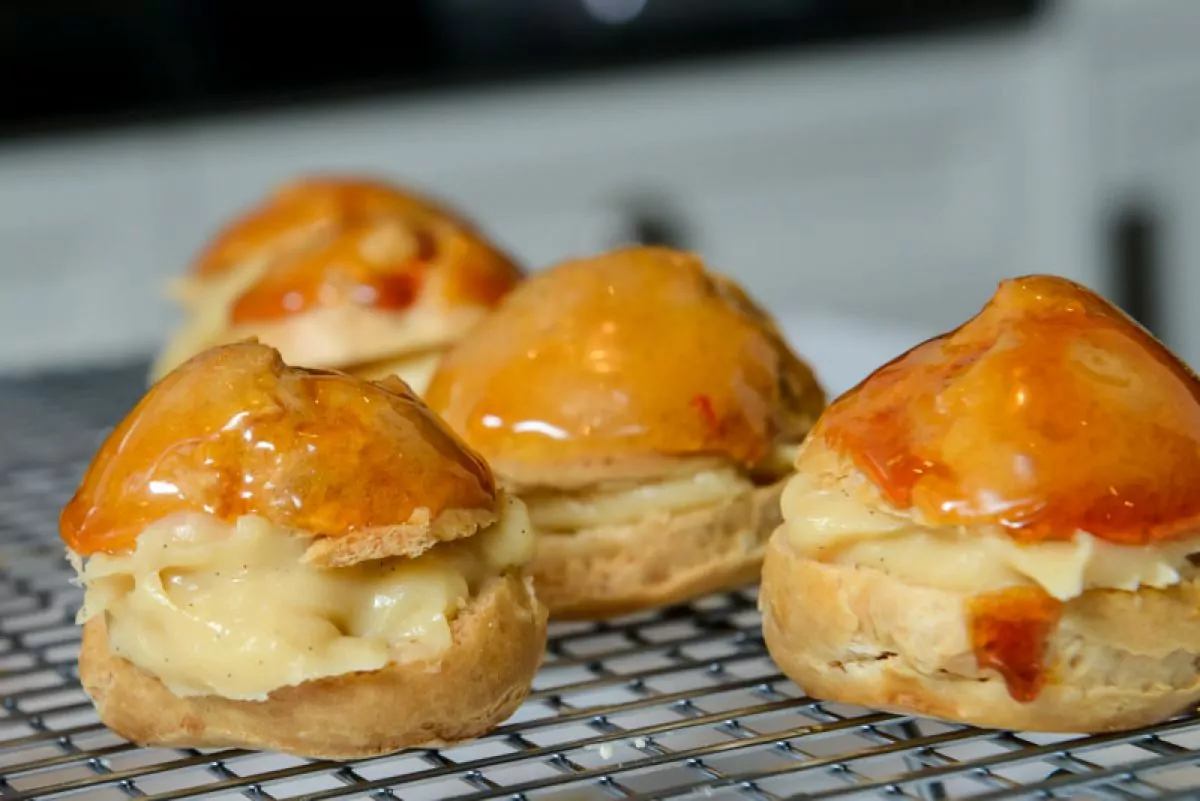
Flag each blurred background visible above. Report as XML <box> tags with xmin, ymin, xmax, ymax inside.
<box><xmin>0</xmin><ymin>0</ymin><xmax>1193</xmax><ymax>394</ymax></box>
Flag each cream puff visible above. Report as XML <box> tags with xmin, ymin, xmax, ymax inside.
<box><xmin>424</xmin><ymin>246</ymin><xmax>826</xmax><ymax>619</ymax></box>
<box><xmin>63</xmin><ymin>341</ymin><xmax>546</xmax><ymax>759</ymax></box>
<box><xmin>762</xmin><ymin>274</ymin><xmax>1200</xmax><ymax>733</ymax></box>
<box><xmin>150</xmin><ymin>175</ymin><xmax>524</xmax><ymax>392</ymax></box>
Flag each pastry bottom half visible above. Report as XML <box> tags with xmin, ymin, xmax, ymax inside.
<box><xmin>761</xmin><ymin>534</ymin><xmax>1200</xmax><ymax>733</ymax></box>
<box><xmin>532</xmin><ymin>479</ymin><xmax>785</xmax><ymax>620</ymax></box>
<box><xmin>80</xmin><ymin>572</ymin><xmax>547</xmax><ymax>759</ymax></box>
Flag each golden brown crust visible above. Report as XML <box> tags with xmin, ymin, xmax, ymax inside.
<box><xmin>80</xmin><ymin>572</ymin><xmax>548</xmax><ymax>759</ymax></box>
<box><xmin>760</xmin><ymin>534</ymin><xmax>1200</xmax><ymax>733</ymax></box>
<box><xmin>532</xmin><ymin>477</ymin><xmax>785</xmax><ymax>620</ymax></box>
<box><xmin>301</xmin><ymin>506</ymin><xmax>495</xmax><ymax>568</ymax></box>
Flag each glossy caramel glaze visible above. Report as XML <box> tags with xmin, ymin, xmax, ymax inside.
<box><xmin>968</xmin><ymin>586</ymin><xmax>1062</xmax><ymax>702</ymax></box>
<box><xmin>192</xmin><ymin>175</ymin><xmax>467</xmax><ymax>278</ymax></box>
<box><xmin>61</xmin><ymin>342</ymin><xmax>495</xmax><ymax>556</ymax></box>
<box><xmin>229</xmin><ymin>217</ymin><xmax>522</xmax><ymax>325</ymax></box>
<box><xmin>228</xmin><ymin>221</ymin><xmax>429</xmax><ymax>323</ymax></box>
<box><xmin>817</xmin><ymin>274</ymin><xmax>1200</xmax><ymax>544</ymax></box>
<box><xmin>424</xmin><ymin>246</ymin><xmax>825</xmax><ymax>474</ymax></box>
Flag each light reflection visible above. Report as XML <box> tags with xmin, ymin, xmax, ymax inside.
<box><xmin>283</xmin><ymin>291</ymin><xmax>305</xmax><ymax>312</ymax></box>
<box><xmin>585</xmin><ymin>348</ymin><xmax>614</xmax><ymax>374</ymax></box>
<box><xmin>512</xmin><ymin>420</ymin><xmax>570</xmax><ymax>439</ymax></box>
<box><xmin>350</xmin><ymin>284</ymin><xmax>378</xmax><ymax>306</ymax></box>
<box><xmin>940</xmin><ymin>489</ymin><xmax>1041</xmax><ymax>521</ymax></box>
<box><xmin>147</xmin><ymin>479</ymin><xmax>179</xmax><ymax>497</ymax></box>
<box><xmin>1011</xmin><ymin>454</ymin><xmax>1036</xmax><ymax>484</ymax></box>
<box><xmin>605</xmin><ymin>423</ymin><xmax>648</xmax><ymax>438</ymax></box>
<box><xmin>317</xmin><ymin>283</ymin><xmax>340</xmax><ymax>307</ymax></box>
<box><xmin>582</xmin><ymin>0</ymin><xmax>647</xmax><ymax>25</ymax></box>
<box><xmin>221</xmin><ymin>411</ymin><xmax>249</xmax><ymax>432</ymax></box>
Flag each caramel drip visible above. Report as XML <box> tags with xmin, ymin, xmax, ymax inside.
<box><xmin>968</xmin><ymin>586</ymin><xmax>1063</xmax><ymax>702</ymax></box>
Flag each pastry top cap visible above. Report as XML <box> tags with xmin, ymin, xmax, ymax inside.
<box><xmin>191</xmin><ymin>174</ymin><xmax>470</xmax><ymax>278</ymax></box>
<box><xmin>228</xmin><ymin>213</ymin><xmax>522</xmax><ymax>324</ymax></box>
<box><xmin>61</xmin><ymin>341</ymin><xmax>496</xmax><ymax>558</ymax></box>
<box><xmin>816</xmin><ymin>273</ymin><xmax>1200</xmax><ymax>545</ymax></box>
<box><xmin>424</xmin><ymin>246</ymin><xmax>825</xmax><ymax>485</ymax></box>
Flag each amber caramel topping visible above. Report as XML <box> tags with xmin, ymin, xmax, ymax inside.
<box><xmin>228</xmin><ymin>221</ymin><xmax>431</xmax><ymax>323</ymax></box>
<box><xmin>60</xmin><ymin>341</ymin><xmax>495</xmax><ymax>556</ymax></box>
<box><xmin>228</xmin><ymin>217</ymin><xmax>523</xmax><ymax>324</ymax></box>
<box><xmin>968</xmin><ymin>586</ymin><xmax>1063</xmax><ymax>702</ymax></box>
<box><xmin>191</xmin><ymin>175</ymin><xmax>478</xmax><ymax>278</ymax></box>
<box><xmin>424</xmin><ymin>246</ymin><xmax>825</xmax><ymax>472</ymax></box>
<box><xmin>817</xmin><ymin>274</ymin><xmax>1200</xmax><ymax>544</ymax></box>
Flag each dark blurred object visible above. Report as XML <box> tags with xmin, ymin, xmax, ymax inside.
<box><xmin>619</xmin><ymin>194</ymin><xmax>691</xmax><ymax>249</ymax></box>
<box><xmin>1111</xmin><ymin>203</ymin><xmax>1164</xmax><ymax>340</ymax></box>
<box><xmin>0</xmin><ymin>1</ymin><xmax>440</xmax><ymax>137</ymax></box>
<box><xmin>434</xmin><ymin>0</ymin><xmax>1044</xmax><ymax>62</ymax></box>
<box><xmin>0</xmin><ymin>0</ymin><xmax>1043</xmax><ymax>141</ymax></box>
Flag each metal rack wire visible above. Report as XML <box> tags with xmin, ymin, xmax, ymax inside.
<box><xmin>2</xmin><ymin>363</ymin><xmax>1200</xmax><ymax>800</ymax></box>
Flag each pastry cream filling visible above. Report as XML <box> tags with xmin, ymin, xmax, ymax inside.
<box><xmin>349</xmin><ymin>350</ymin><xmax>443</xmax><ymax>395</ymax></box>
<box><xmin>525</xmin><ymin>446</ymin><xmax>796</xmax><ymax>533</ymax></box>
<box><xmin>72</xmin><ymin>494</ymin><xmax>534</xmax><ymax>701</ymax></box>
<box><xmin>526</xmin><ymin>467</ymin><xmax>750</xmax><ymax>532</ymax></box>
<box><xmin>153</xmin><ymin>257</ymin><xmax>274</xmax><ymax>380</ymax></box>
<box><xmin>781</xmin><ymin>470</ymin><xmax>1200</xmax><ymax>601</ymax></box>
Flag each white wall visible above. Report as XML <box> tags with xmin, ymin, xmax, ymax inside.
<box><xmin>0</xmin><ymin>0</ymin><xmax>1195</xmax><ymax>374</ymax></box>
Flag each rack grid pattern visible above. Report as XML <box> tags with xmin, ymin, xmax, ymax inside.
<box><xmin>3</xmin><ymin>364</ymin><xmax>1200</xmax><ymax>800</ymax></box>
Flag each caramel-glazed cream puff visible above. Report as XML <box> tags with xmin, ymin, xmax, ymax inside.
<box><xmin>64</xmin><ymin>342</ymin><xmax>546</xmax><ymax>759</ymax></box>
<box><xmin>151</xmin><ymin>175</ymin><xmax>524</xmax><ymax>393</ymax></box>
<box><xmin>425</xmin><ymin>246</ymin><xmax>826</xmax><ymax>619</ymax></box>
<box><xmin>762</xmin><ymin>274</ymin><xmax>1200</xmax><ymax>733</ymax></box>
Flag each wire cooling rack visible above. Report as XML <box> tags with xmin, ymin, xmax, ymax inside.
<box><xmin>3</xmin><ymin>364</ymin><xmax>1200</xmax><ymax>800</ymax></box>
